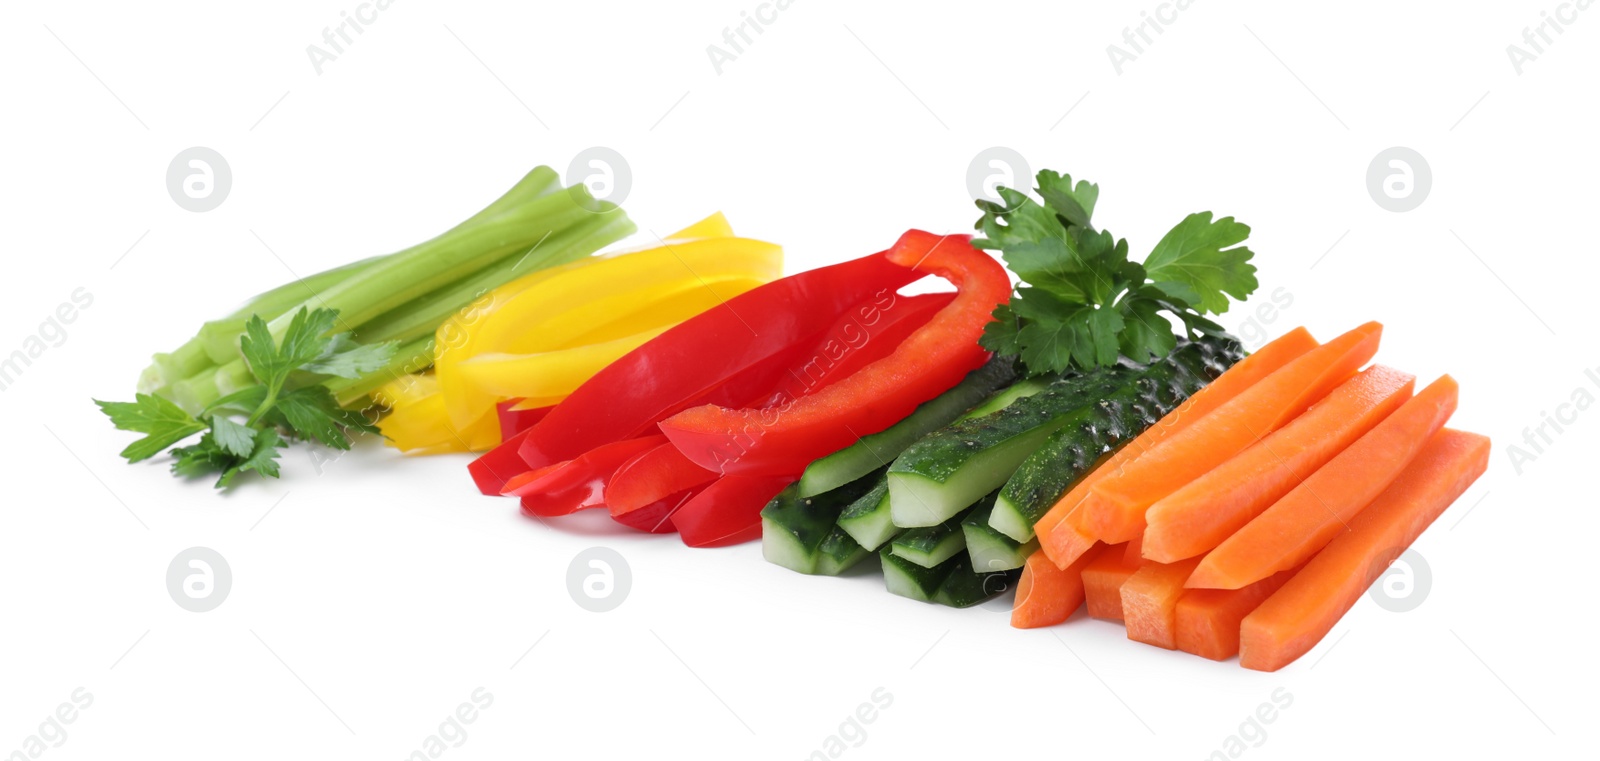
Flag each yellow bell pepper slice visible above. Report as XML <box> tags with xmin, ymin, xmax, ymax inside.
<box><xmin>666</xmin><ymin>211</ymin><xmax>734</xmax><ymax>240</ymax></box>
<box><xmin>562</xmin><ymin>277</ymin><xmax>767</xmax><ymax>347</ymax></box>
<box><xmin>455</xmin><ymin>325</ymin><xmax>674</xmax><ymax>401</ymax></box>
<box><xmin>440</xmin><ymin>236</ymin><xmax>781</xmax><ymax>427</ymax></box>
<box><xmin>376</xmin><ymin>376</ymin><xmax>501</xmax><ymax>453</ymax></box>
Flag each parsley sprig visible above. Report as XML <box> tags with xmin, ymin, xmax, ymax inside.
<box><xmin>96</xmin><ymin>308</ymin><xmax>395</xmax><ymax>487</ymax></box>
<box><xmin>975</xmin><ymin>170</ymin><xmax>1259</xmax><ymax>375</ymax></box>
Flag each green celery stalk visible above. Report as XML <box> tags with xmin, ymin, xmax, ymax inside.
<box><xmin>264</xmin><ymin>185</ymin><xmax>606</xmax><ymax>338</ymax></box>
<box><xmin>327</xmin><ymin>336</ymin><xmax>436</xmax><ymax>408</ymax></box>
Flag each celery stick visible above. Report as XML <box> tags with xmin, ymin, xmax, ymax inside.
<box><xmin>265</xmin><ymin>186</ymin><xmax>607</xmax><ymax>338</ymax></box>
<box><xmin>355</xmin><ymin>208</ymin><xmax>633</xmax><ymax>345</ymax></box>
<box><xmin>327</xmin><ymin>337</ymin><xmax>436</xmax><ymax>408</ymax></box>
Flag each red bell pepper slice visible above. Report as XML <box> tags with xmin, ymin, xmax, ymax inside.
<box><xmin>608</xmin><ymin>486</ymin><xmax>707</xmax><ymax>534</ymax></box>
<box><xmin>658</xmin><ymin>230</ymin><xmax>1009</xmax><ymax>476</ymax></box>
<box><xmin>468</xmin><ymin>428</ymin><xmax>537</xmax><ymax>495</ymax></box>
<box><xmin>513</xmin><ymin>436</ymin><xmax>666</xmax><ymax>516</ymax></box>
<box><xmin>517</xmin><ymin>252</ymin><xmax>924</xmax><ymax>469</ymax></box>
<box><xmin>602</xmin><ymin>291</ymin><xmax>952</xmax><ymax>516</ymax></box>
<box><xmin>741</xmin><ymin>291</ymin><xmax>954</xmax><ymax>409</ymax></box>
<box><xmin>496</xmin><ymin>398</ymin><xmax>553</xmax><ymax>439</ymax></box>
<box><xmin>673</xmin><ymin>474</ymin><xmax>795</xmax><ymax>548</ymax></box>
<box><xmin>606</xmin><ymin>442</ymin><xmax>720</xmax><ymax>515</ymax></box>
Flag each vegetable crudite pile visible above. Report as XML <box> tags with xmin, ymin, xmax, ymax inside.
<box><xmin>101</xmin><ymin>164</ymin><xmax>1487</xmax><ymax>671</ymax></box>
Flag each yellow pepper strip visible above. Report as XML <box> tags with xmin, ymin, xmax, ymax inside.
<box><xmin>455</xmin><ymin>325</ymin><xmax>674</xmax><ymax>401</ymax></box>
<box><xmin>562</xmin><ymin>277</ymin><xmax>768</xmax><ymax>347</ymax></box>
<box><xmin>375</xmin><ymin>375</ymin><xmax>500</xmax><ymax>453</ymax></box>
<box><xmin>439</xmin><ymin>237</ymin><xmax>781</xmax><ymax>428</ymax></box>
<box><xmin>665</xmin><ymin>211</ymin><xmax>734</xmax><ymax>240</ymax></box>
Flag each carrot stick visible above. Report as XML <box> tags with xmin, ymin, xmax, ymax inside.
<box><xmin>1081</xmin><ymin>541</ymin><xmax>1138</xmax><ymax>622</ymax></box>
<box><xmin>1239</xmin><ymin>429</ymin><xmax>1489</xmax><ymax>671</ymax></box>
<box><xmin>1189</xmin><ymin>375</ymin><xmax>1458</xmax><ymax>590</ymax></box>
<box><xmin>1081</xmin><ymin>322</ymin><xmax>1382</xmax><ymax>545</ymax></box>
<box><xmin>1174</xmin><ymin>569</ymin><xmax>1296</xmax><ymax>661</ymax></box>
<box><xmin>1142</xmin><ymin>366</ymin><xmax>1415</xmax><ymax>563</ymax></box>
<box><xmin>1011</xmin><ymin>544</ymin><xmax>1106</xmax><ymax>629</ymax></box>
<box><xmin>1122</xmin><ymin>557</ymin><xmax>1205</xmax><ymax>649</ymax></box>
<box><xmin>1035</xmin><ymin>327</ymin><xmax>1320</xmax><ymax>569</ymax></box>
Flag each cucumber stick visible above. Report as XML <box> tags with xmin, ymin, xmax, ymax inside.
<box><xmin>989</xmin><ymin>337</ymin><xmax>1243</xmax><ymax>542</ymax></box>
<box><xmin>963</xmin><ymin>500</ymin><xmax>1038</xmax><ymax>572</ymax></box>
<box><xmin>761</xmin><ymin>469</ymin><xmax>881</xmax><ymax>574</ymax></box>
<box><xmin>958</xmin><ymin>375</ymin><xmax>1050</xmax><ymax>421</ymax></box>
<box><xmin>836</xmin><ymin>475</ymin><xmax>897</xmax><ymax>551</ymax></box>
<box><xmin>882</xmin><ymin>548</ymin><xmax>953</xmax><ymax>602</ymax></box>
<box><xmin>889</xmin><ymin>510</ymin><xmax>968</xmax><ymax>568</ymax></box>
<box><xmin>932</xmin><ymin>555</ymin><xmax>1019</xmax><ymax>608</ymax></box>
<box><xmin>886</xmin><ymin>369</ymin><xmax>1127</xmax><ymax>527</ymax></box>
<box><xmin>814</xmin><ymin>527</ymin><xmax>871</xmax><ymax>575</ymax></box>
<box><xmin>796</xmin><ymin>356</ymin><xmax>1020</xmax><ymax>497</ymax></box>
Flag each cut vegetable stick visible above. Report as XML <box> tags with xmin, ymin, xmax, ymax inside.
<box><xmin>1189</xmin><ymin>375</ymin><xmax>1458</xmax><ymax>590</ymax></box>
<box><xmin>1011</xmin><ymin>544</ymin><xmax>1106</xmax><ymax>629</ymax></box>
<box><xmin>1035</xmin><ymin>327</ymin><xmax>1320</xmax><ymax>568</ymax></box>
<box><xmin>1239</xmin><ymin>429</ymin><xmax>1489</xmax><ymax>671</ymax></box>
<box><xmin>1122</xmin><ymin>557</ymin><xmax>1204</xmax><ymax>649</ymax></box>
<box><xmin>1142</xmin><ymin>366</ymin><xmax>1416</xmax><ymax>563</ymax></box>
<box><xmin>1175</xmin><ymin>569</ymin><xmax>1296</xmax><ymax>661</ymax></box>
<box><xmin>1081</xmin><ymin>541</ymin><xmax>1138</xmax><ymax>622</ymax></box>
<box><xmin>606</xmin><ymin>442</ymin><xmax>720</xmax><ymax>515</ymax></box>
<box><xmin>1082</xmin><ymin>322</ymin><xmax>1382</xmax><ymax>545</ymax></box>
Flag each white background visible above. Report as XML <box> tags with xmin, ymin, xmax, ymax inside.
<box><xmin>1</xmin><ymin>1</ymin><xmax>1595</xmax><ymax>758</ymax></box>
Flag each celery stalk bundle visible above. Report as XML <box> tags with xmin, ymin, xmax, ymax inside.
<box><xmin>140</xmin><ymin>167</ymin><xmax>636</xmax><ymax>414</ymax></box>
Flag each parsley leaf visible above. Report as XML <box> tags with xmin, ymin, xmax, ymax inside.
<box><xmin>300</xmin><ymin>333</ymin><xmax>399</xmax><ymax>379</ymax></box>
<box><xmin>210</xmin><ymin>416</ymin><xmax>257</xmax><ymax>458</ymax></box>
<box><xmin>100</xmin><ymin>305</ymin><xmax>390</xmax><ymax>489</ymax></box>
<box><xmin>94</xmin><ymin>394</ymin><xmax>208</xmax><ymax>462</ymax></box>
<box><xmin>1143</xmin><ymin>212</ymin><xmax>1258</xmax><ymax>315</ymax></box>
<box><xmin>218</xmin><ymin>428</ymin><xmax>284</xmax><ymax>488</ymax></box>
<box><xmin>974</xmin><ymin>169</ymin><xmax>1257</xmax><ymax>375</ymax></box>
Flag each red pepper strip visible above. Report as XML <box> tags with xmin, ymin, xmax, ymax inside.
<box><xmin>468</xmin><ymin>428</ymin><xmax>537</xmax><ymax>495</ymax></box>
<box><xmin>500</xmin><ymin>462</ymin><xmax>565</xmax><ymax>497</ymax></box>
<box><xmin>514</xmin><ymin>436</ymin><xmax>666</xmax><ymax>517</ymax></box>
<box><xmin>743</xmin><ymin>291</ymin><xmax>954</xmax><ymax>409</ymax></box>
<box><xmin>606</xmin><ymin>442</ymin><xmax>720</xmax><ymax>515</ymax></box>
<box><xmin>659</xmin><ymin>231</ymin><xmax>1009</xmax><ymax>476</ymax></box>
<box><xmin>609</xmin><ymin>485</ymin><xmax>707</xmax><ymax>534</ymax></box>
<box><xmin>517</xmin><ymin>252</ymin><xmax>923</xmax><ymax>469</ymax></box>
<box><xmin>604</xmin><ymin>291</ymin><xmax>953</xmax><ymax>516</ymax></box>
<box><xmin>673</xmin><ymin>475</ymin><xmax>795</xmax><ymax>548</ymax></box>
<box><xmin>496</xmin><ymin>398</ymin><xmax>553</xmax><ymax>439</ymax></box>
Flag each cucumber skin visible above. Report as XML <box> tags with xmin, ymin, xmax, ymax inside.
<box><xmin>760</xmin><ymin>470</ymin><xmax>881</xmax><ymax>568</ymax></box>
<box><xmin>835</xmin><ymin>476</ymin><xmax>898</xmax><ymax>550</ymax></box>
<box><xmin>962</xmin><ymin>500</ymin><xmax>1037</xmax><ymax>571</ymax></box>
<box><xmin>931</xmin><ymin>554</ymin><xmax>1020</xmax><ymax>608</ymax></box>
<box><xmin>882</xmin><ymin>547</ymin><xmax>955</xmax><ymax>601</ymax></box>
<box><xmin>814</xmin><ymin>527</ymin><xmax>870</xmax><ymax>575</ymax></box>
<box><xmin>889</xmin><ymin>510</ymin><xmax>969</xmax><ymax>569</ymax></box>
<box><xmin>796</xmin><ymin>356</ymin><xmax>1020</xmax><ymax>497</ymax></box>
<box><xmin>993</xmin><ymin>338</ymin><xmax>1243</xmax><ymax>540</ymax></box>
<box><xmin>889</xmin><ymin>366</ymin><xmax>1129</xmax><ymax>485</ymax></box>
